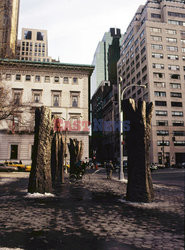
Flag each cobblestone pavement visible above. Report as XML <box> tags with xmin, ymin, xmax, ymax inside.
<box><xmin>0</xmin><ymin>170</ymin><xmax>184</xmax><ymax>250</ymax></box>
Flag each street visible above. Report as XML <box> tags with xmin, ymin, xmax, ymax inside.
<box><xmin>0</xmin><ymin>168</ymin><xmax>184</xmax><ymax>250</ymax></box>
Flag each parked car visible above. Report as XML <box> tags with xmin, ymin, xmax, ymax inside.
<box><xmin>4</xmin><ymin>161</ymin><xmax>26</xmax><ymax>171</ymax></box>
<box><xmin>0</xmin><ymin>163</ymin><xmax>18</xmax><ymax>172</ymax></box>
<box><xmin>150</xmin><ymin>163</ymin><xmax>158</xmax><ymax>171</ymax></box>
<box><xmin>25</xmin><ymin>165</ymin><xmax>31</xmax><ymax>172</ymax></box>
<box><xmin>175</xmin><ymin>162</ymin><xmax>185</xmax><ymax>168</ymax></box>
<box><xmin>157</xmin><ymin>164</ymin><xmax>166</xmax><ymax>169</ymax></box>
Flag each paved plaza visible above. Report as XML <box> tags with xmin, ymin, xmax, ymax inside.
<box><xmin>0</xmin><ymin>169</ymin><xmax>184</xmax><ymax>250</ymax></box>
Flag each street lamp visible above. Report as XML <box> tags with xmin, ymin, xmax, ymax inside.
<box><xmin>118</xmin><ymin>80</ymin><xmax>146</xmax><ymax>181</ymax></box>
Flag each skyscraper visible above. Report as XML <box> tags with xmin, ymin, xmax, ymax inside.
<box><xmin>117</xmin><ymin>0</ymin><xmax>185</xmax><ymax>165</ymax></box>
<box><xmin>91</xmin><ymin>28</ymin><xmax>123</xmax><ymax>96</ymax></box>
<box><xmin>0</xmin><ymin>0</ymin><xmax>20</xmax><ymax>58</ymax></box>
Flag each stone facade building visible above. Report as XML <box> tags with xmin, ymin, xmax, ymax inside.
<box><xmin>0</xmin><ymin>0</ymin><xmax>20</xmax><ymax>59</ymax></box>
<box><xmin>117</xmin><ymin>0</ymin><xmax>185</xmax><ymax>165</ymax></box>
<box><xmin>0</xmin><ymin>59</ymin><xmax>94</xmax><ymax>164</ymax></box>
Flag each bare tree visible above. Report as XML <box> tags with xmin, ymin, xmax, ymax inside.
<box><xmin>0</xmin><ymin>82</ymin><xmax>33</xmax><ymax>132</ymax></box>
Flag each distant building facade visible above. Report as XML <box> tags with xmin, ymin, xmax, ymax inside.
<box><xmin>18</xmin><ymin>28</ymin><xmax>52</xmax><ymax>62</ymax></box>
<box><xmin>91</xmin><ymin>28</ymin><xmax>123</xmax><ymax>96</ymax></box>
<box><xmin>91</xmin><ymin>28</ymin><xmax>122</xmax><ymax>163</ymax></box>
<box><xmin>117</xmin><ymin>0</ymin><xmax>185</xmax><ymax>165</ymax></box>
<box><xmin>0</xmin><ymin>59</ymin><xmax>94</xmax><ymax>164</ymax></box>
<box><xmin>0</xmin><ymin>0</ymin><xmax>20</xmax><ymax>59</ymax></box>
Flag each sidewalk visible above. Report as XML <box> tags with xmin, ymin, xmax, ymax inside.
<box><xmin>0</xmin><ymin>170</ymin><xmax>184</xmax><ymax>250</ymax></box>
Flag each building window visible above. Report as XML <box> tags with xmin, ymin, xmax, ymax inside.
<box><xmin>153</xmin><ymin>72</ymin><xmax>165</xmax><ymax>79</ymax></box>
<box><xmin>168</xmin><ymin>65</ymin><xmax>180</xmax><ymax>71</ymax></box>
<box><xmin>156</xmin><ymin>120</ymin><xmax>168</xmax><ymax>126</ymax></box>
<box><xmin>71</xmin><ymin>92</ymin><xmax>80</xmax><ymax>108</ymax></box>
<box><xmin>45</xmin><ymin>76</ymin><xmax>50</xmax><ymax>83</ymax></box>
<box><xmin>150</xmin><ymin>27</ymin><xmax>161</xmax><ymax>33</ymax></box>
<box><xmin>16</xmin><ymin>74</ymin><xmax>21</xmax><ymax>81</ymax></box>
<box><xmin>37</xmin><ymin>32</ymin><xmax>44</xmax><ymax>41</ymax></box>
<box><xmin>5</xmin><ymin>74</ymin><xmax>11</xmax><ymax>80</ymax></box>
<box><xmin>171</xmin><ymin>74</ymin><xmax>181</xmax><ymax>80</ymax></box>
<box><xmin>174</xmin><ymin>141</ymin><xmax>185</xmax><ymax>146</ymax></box>
<box><xmin>35</xmin><ymin>75</ymin><xmax>41</xmax><ymax>82</ymax></box>
<box><xmin>70</xmin><ymin>116</ymin><xmax>80</xmax><ymax>131</ymax></box>
<box><xmin>168</xmin><ymin>20</ymin><xmax>185</xmax><ymax>26</ymax></box>
<box><xmin>153</xmin><ymin>63</ymin><xmax>164</xmax><ymax>69</ymax></box>
<box><xmin>167</xmin><ymin>46</ymin><xmax>178</xmax><ymax>52</ymax></box>
<box><xmin>151</xmin><ymin>44</ymin><xmax>163</xmax><ymax>50</ymax></box>
<box><xmin>141</xmin><ymin>46</ymin><xmax>146</xmax><ymax>55</ymax></box>
<box><xmin>172</xmin><ymin>111</ymin><xmax>183</xmax><ymax>117</ymax></box>
<box><xmin>10</xmin><ymin>145</ymin><xmax>18</xmax><ymax>159</ymax></box>
<box><xmin>167</xmin><ymin>54</ymin><xmax>179</xmax><ymax>60</ymax></box>
<box><xmin>151</xmin><ymin>36</ymin><xmax>162</xmax><ymax>42</ymax></box>
<box><xmin>170</xmin><ymin>92</ymin><xmax>182</xmax><ymax>98</ymax></box>
<box><xmin>157</xmin><ymin>140</ymin><xmax>170</xmax><ymax>146</ymax></box>
<box><xmin>157</xmin><ymin>130</ymin><xmax>169</xmax><ymax>136</ymax></box>
<box><xmin>52</xmin><ymin>92</ymin><xmax>61</xmax><ymax>107</ymax></box>
<box><xmin>25</xmin><ymin>75</ymin><xmax>31</xmax><ymax>81</ymax></box>
<box><xmin>172</xmin><ymin>121</ymin><xmax>184</xmax><ymax>126</ymax></box>
<box><xmin>24</xmin><ymin>30</ymin><xmax>32</xmax><ymax>40</ymax></box>
<box><xmin>166</xmin><ymin>37</ymin><xmax>177</xmax><ymax>43</ymax></box>
<box><xmin>152</xmin><ymin>53</ymin><xmax>163</xmax><ymax>59</ymax></box>
<box><xmin>13</xmin><ymin>90</ymin><xmax>22</xmax><ymax>105</ymax></box>
<box><xmin>155</xmin><ymin>101</ymin><xmax>167</xmax><ymax>106</ymax></box>
<box><xmin>156</xmin><ymin>110</ymin><xmax>168</xmax><ymax>116</ymax></box>
<box><xmin>171</xmin><ymin>102</ymin><xmax>182</xmax><ymax>107</ymax></box>
<box><xmin>54</xmin><ymin>76</ymin><xmax>60</xmax><ymax>83</ymax></box>
<box><xmin>154</xmin><ymin>82</ymin><xmax>166</xmax><ymax>88</ymax></box>
<box><xmin>166</xmin><ymin>29</ymin><xmax>176</xmax><ymax>35</ymax></box>
<box><xmin>170</xmin><ymin>83</ymin><xmax>181</xmax><ymax>89</ymax></box>
<box><xmin>63</xmin><ymin>77</ymin><xmax>69</xmax><ymax>84</ymax></box>
<box><xmin>151</xmin><ymin>13</ymin><xmax>161</xmax><ymax>18</ymax></box>
<box><xmin>182</xmin><ymin>48</ymin><xmax>185</xmax><ymax>53</ymax></box>
<box><xmin>173</xmin><ymin>131</ymin><xmax>185</xmax><ymax>136</ymax></box>
<box><xmin>154</xmin><ymin>91</ymin><xmax>166</xmax><ymax>97</ymax></box>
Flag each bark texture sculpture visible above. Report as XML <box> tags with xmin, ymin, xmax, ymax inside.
<box><xmin>28</xmin><ymin>106</ymin><xmax>53</xmax><ymax>194</ymax></box>
<box><xmin>122</xmin><ymin>99</ymin><xmax>154</xmax><ymax>202</ymax></box>
<box><xmin>68</xmin><ymin>138</ymin><xmax>83</xmax><ymax>174</ymax></box>
<box><xmin>51</xmin><ymin>132</ymin><xmax>65</xmax><ymax>185</ymax></box>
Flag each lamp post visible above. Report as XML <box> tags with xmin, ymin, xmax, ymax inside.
<box><xmin>118</xmin><ymin>81</ymin><xmax>146</xmax><ymax>181</ymax></box>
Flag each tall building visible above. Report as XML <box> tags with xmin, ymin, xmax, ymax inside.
<box><xmin>91</xmin><ymin>28</ymin><xmax>123</xmax><ymax>162</ymax></box>
<box><xmin>0</xmin><ymin>59</ymin><xmax>94</xmax><ymax>164</ymax></box>
<box><xmin>18</xmin><ymin>28</ymin><xmax>52</xmax><ymax>62</ymax></box>
<box><xmin>117</xmin><ymin>0</ymin><xmax>185</xmax><ymax>165</ymax></box>
<box><xmin>0</xmin><ymin>0</ymin><xmax>20</xmax><ymax>58</ymax></box>
<box><xmin>91</xmin><ymin>28</ymin><xmax>123</xmax><ymax>96</ymax></box>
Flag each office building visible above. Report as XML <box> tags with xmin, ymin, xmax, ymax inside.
<box><xmin>19</xmin><ymin>28</ymin><xmax>52</xmax><ymax>62</ymax></box>
<box><xmin>117</xmin><ymin>0</ymin><xmax>185</xmax><ymax>165</ymax></box>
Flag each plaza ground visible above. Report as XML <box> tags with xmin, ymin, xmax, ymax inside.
<box><xmin>0</xmin><ymin>168</ymin><xmax>184</xmax><ymax>250</ymax></box>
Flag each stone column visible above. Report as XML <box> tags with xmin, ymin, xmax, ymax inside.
<box><xmin>68</xmin><ymin>138</ymin><xmax>83</xmax><ymax>174</ymax></box>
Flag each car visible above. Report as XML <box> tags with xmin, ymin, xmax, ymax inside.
<box><xmin>25</xmin><ymin>165</ymin><xmax>31</xmax><ymax>172</ymax></box>
<box><xmin>157</xmin><ymin>164</ymin><xmax>166</xmax><ymax>169</ymax></box>
<box><xmin>150</xmin><ymin>163</ymin><xmax>158</xmax><ymax>171</ymax></box>
<box><xmin>4</xmin><ymin>161</ymin><xmax>26</xmax><ymax>171</ymax></box>
<box><xmin>175</xmin><ymin>162</ymin><xmax>185</xmax><ymax>168</ymax></box>
<box><xmin>0</xmin><ymin>163</ymin><xmax>18</xmax><ymax>172</ymax></box>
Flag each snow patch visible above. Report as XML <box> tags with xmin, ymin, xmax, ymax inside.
<box><xmin>118</xmin><ymin>198</ymin><xmax>171</xmax><ymax>209</ymax></box>
<box><xmin>0</xmin><ymin>248</ymin><xmax>24</xmax><ymax>250</ymax></box>
<box><xmin>25</xmin><ymin>192</ymin><xmax>55</xmax><ymax>198</ymax></box>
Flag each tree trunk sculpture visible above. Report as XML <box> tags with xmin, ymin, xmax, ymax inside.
<box><xmin>28</xmin><ymin>106</ymin><xmax>53</xmax><ymax>194</ymax></box>
<box><xmin>51</xmin><ymin>132</ymin><xmax>65</xmax><ymax>185</ymax></box>
<box><xmin>122</xmin><ymin>99</ymin><xmax>154</xmax><ymax>202</ymax></box>
<box><xmin>68</xmin><ymin>138</ymin><xmax>83</xmax><ymax>174</ymax></box>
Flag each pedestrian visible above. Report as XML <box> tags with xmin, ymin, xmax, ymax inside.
<box><xmin>108</xmin><ymin>160</ymin><xmax>114</xmax><ymax>179</ymax></box>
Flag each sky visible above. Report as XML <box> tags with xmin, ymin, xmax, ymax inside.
<box><xmin>18</xmin><ymin>0</ymin><xmax>146</xmax><ymax>65</ymax></box>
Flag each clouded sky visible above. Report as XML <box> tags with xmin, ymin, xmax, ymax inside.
<box><xmin>18</xmin><ymin>0</ymin><xmax>145</xmax><ymax>64</ymax></box>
